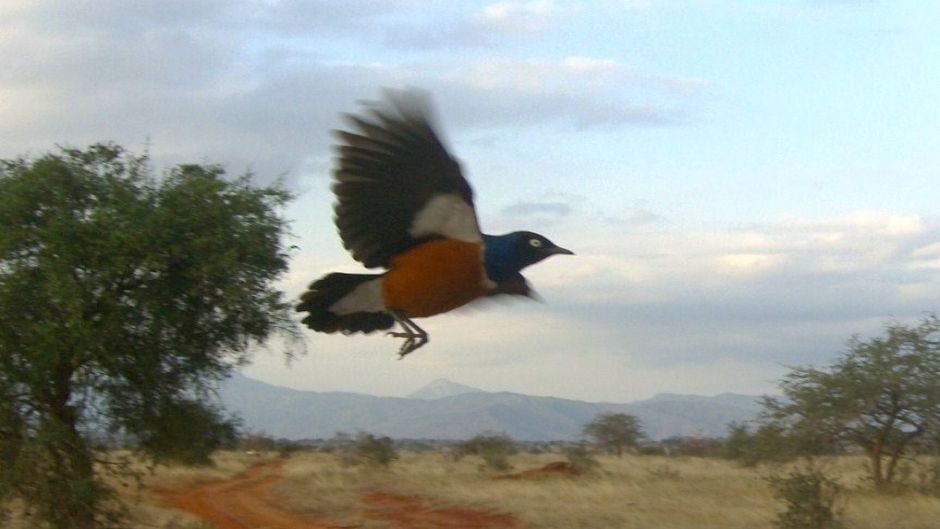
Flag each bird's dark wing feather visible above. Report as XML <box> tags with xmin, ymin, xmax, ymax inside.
<box><xmin>332</xmin><ymin>88</ymin><xmax>481</xmax><ymax>269</ymax></box>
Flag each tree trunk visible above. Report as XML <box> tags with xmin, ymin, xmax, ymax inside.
<box><xmin>45</xmin><ymin>407</ymin><xmax>98</xmax><ymax>529</ymax></box>
<box><xmin>869</xmin><ymin>441</ymin><xmax>884</xmax><ymax>489</ymax></box>
<box><xmin>40</xmin><ymin>366</ymin><xmax>100</xmax><ymax>529</ymax></box>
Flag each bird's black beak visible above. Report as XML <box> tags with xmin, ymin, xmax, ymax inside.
<box><xmin>547</xmin><ymin>246</ymin><xmax>574</xmax><ymax>256</ymax></box>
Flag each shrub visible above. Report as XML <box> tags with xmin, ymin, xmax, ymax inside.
<box><xmin>895</xmin><ymin>458</ymin><xmax>940</xmax><ymax>495</ymax></box>
<box><xmin>724</xmin><ymin>422</ymin><xmax>802</xmax><ymax>467</ymax></box>
<box><xmin>767</xmin><ymin>469</ymin><xmax>843</xmax><ymax>529</ymax></box>
<box><xmin>562</xmin><ymin>444</ymin><xmax>600</xmax><ymax>474</ymax></box>
<box><xmin>352</xmin><ymin>433</ymin><xmax>397</xmax><ymax>468</ymax></box>
<box><xmin>453</xmin><ymin>432</ymin><xmax>517</xmax><ymax>472</ymax></box>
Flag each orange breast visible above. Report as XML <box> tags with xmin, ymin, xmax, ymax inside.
<box><xmin>383</xmin><ymin>239</ymin><xmax>489</xmax><ymax>318</ymax></box>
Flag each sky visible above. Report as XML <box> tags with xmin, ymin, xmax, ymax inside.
<box><xmin>3</xmin><ymin>0</ymin><xmax>940</xmax><ymax>402</ymax></box>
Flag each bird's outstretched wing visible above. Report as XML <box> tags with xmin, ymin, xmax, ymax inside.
<box><xmin>332</xmin><ymin>88</ymin><xmax>481</xmax><ymax>269</ymax></box>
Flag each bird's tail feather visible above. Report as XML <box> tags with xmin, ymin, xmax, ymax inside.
<box><xmin>296</xmin><ymin>273</ymin><xmax>394</xmax><ymax>334</ymax></box>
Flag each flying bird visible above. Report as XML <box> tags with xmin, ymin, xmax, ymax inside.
<box><xmin>297</xmin><ymin>89</ymin><xmax>573</xmax><ymax>357</ymax></box>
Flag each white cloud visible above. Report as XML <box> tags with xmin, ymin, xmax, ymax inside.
<box><xmin>473</xmin><ymin>0</ymin><xmax>574</xmax><ymax>34</ymax></box>
<box><xmin>513</xmin><ymin>211</ymin><xmax>940</xmax><ymax>370</ymax></box>
<box><xmin>384</xmin><ymin>0</ymin><xmax>576</xmax><ymax>49</ymax></box>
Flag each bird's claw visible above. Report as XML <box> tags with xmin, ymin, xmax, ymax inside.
<box><xmin>387</xmin><ymin>311</ymin><xmax>428</xmax><ymax>358</ymax></box>
<box><xmin>385</xmin><ymin>330</ymin><xmax>427</xmax><ymax>359</ymax></box>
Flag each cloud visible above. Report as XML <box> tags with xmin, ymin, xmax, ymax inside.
<box><xmin>261</xmin><ymin>0</ymin><xmax>426</xmax><ymax>34</ymax></box>
<box><xmin>501</xmin><ymin>201</ymin><xmax>572</xmax><ymax>217</ymax></box>
<box><xmin>0</xmin><ymin>0</ymin><xmax>707</xmax><ymax>184</ymax></box>
<box><xmin>521</xmin><ymin>211</ymin><xmax>940</xmax><ymax>368</ymax></box>
<box><xmin>383</xmin><ymin>0</ymin><xmax>576</xmax><ymax>49</ymax></box>
<box><xmin>473</xmin><ymin>0</ymin><xmax>574</xmax><ymax>34</ymax></box>
<box><xmin>429</xmin><ymin>57</ymin><xmax>707</xmax><ymax>130</ymax></box>
<box><xmin>1</xmin><ymin>3</ymin><xmax>705</xmax><ymax>188</ymax></box>
<box><xmin>605</xmin><ymin>208</ymin><xmax>666</xmax><ymax>227</ymax></box>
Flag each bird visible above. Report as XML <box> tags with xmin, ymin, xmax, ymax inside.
<box><xmin>296</xmin><ymin>89</ymin><xmax>573</xmax><ymax>358</ymax></box>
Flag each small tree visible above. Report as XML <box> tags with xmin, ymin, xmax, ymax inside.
<box><xmin>453</xmin><ymin>432</ymin><xmax>517</xmax><ymax>471</ymax></box>
<box><xmin>353</xmin><ymin>433</ymin><xmax>398</xmax><ymax>468</ymax></box>
<box><xmin>768</xmin><ymin>469</ymin><xmax>843</xmax><ymax>529</ymax></box>
<box><xmin>724</xmin><ymin>421</ymin><xmax>806</xmax><ymax>466</ymax></box>
<box><xmin>763</xmin><ymin>315</ymin><xmax>940</xmax><ymax>490</ymax></box>
<box><xmin>0</xmin><ymin>144</ymin><xmax>296</xmax><ymax>528</ymax></box>
<box><xmin>562</xmin><ymin>443</ymin><xmax>600</xmax><ymax>473</ymax></box>
<box><xmin>582</xmin><ymin>413</ymin><xmax>645</xmax><ymax>457</ymax></box>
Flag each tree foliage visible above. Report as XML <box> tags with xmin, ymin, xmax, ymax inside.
<box><xmin>0</xmin><ymin>144</ymin><xmax>296</xmax><ymax>528</ymax></box>
<box><xmin>767</xmin><ymin>468</ymin><xmax>843</xmax><ymax>529</ymax></box>
<box><xmin>582</xmin><ymin>412</ymin><xmax>645</xmax><ymax>457</ymax></box>
<box><xmin>762</xmin><ymin>315</ymin><xmax>940</xmax><ymax>489</ymax></box>
<box><xmin>723</xmin><ymin>421</ymin><xmax>833</xmax><ymax>466</ymax></box>
<box><xmin>352</xmin><ymin>432</ymin><xmax>398</xmax><ymax>468</ymax></box>
<box><xmin>452</xmin><ymin>432</ymin><xmax>517</xmax><ymax>471</ymax></box>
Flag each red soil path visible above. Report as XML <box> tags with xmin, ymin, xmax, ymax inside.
<box><xmin>157</xmin><ymin>460</ymin><xmax>335</xmax><ymax>529</ymax></box>
<box><xmin>156</xmin><ymin>460</ymin><xmax>519</xmax><ymax>529</ymax></box>
<box><xmin>363</xmin><ymin>491</ymin><xmax>519</xmax><ymax>529</ymax></box>
<box><xmin>494</xmin><ymin>461</ymin><xmax>579</xmax><ymax>480</ymax></box>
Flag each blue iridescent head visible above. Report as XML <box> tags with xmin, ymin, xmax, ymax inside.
<box><xmin>482</xmin><ymin>231</ymin><xmax>573</xmax><ymax>283</ymax></box>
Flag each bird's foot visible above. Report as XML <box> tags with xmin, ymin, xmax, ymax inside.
<box><xmin>386</xmin><ymin>330</ymin><xmax>428</xmax><ymax>359</ymax></box>
<box><xmin>387</xmin><ymin>310</ymin><xmax>428</xmax><ymax>359</ymax></box>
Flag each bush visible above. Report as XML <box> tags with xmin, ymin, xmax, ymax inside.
<box><xmin>895</xmin><ymin>458</ymin><xmax>940</xmax><ymax>495</ymax></box>
<box><xmin>453</xmin><ymin>432</ymin><xmax>517</xmax><ymax>472</ymax></box>
<box><xmin>352</xmin><ymin>433</ymin><xmax>397</xmax><ymax>468</ymax></box>
<box><xmin>562</xmin><ymin>444</ymin><xmax>600</xmax><ymax>474</ymax></box>
<box><xmin>724</xmin><ymin>422</ymin><xmax>802</xmax><ymax>466</ymax></box>
<box><xmin>767</xmin><ymin>469</ymin><xmax>843</xmax><ymax>529</ymax></box>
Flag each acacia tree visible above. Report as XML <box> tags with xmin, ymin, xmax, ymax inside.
<box><xmin>582</xmin><ymin>412</ymin><xmax>645</xmax><ymax>457</ymax></box>
<box><xmin>0</xmin><ymin>144</ymin><xmax>296</xmax><ymax>528</ymax></box>
<box><xmin>452</xmin><ymin>432</ymin><xmax>518</xmax><ymax>471</ymax></box>
<box><xmin>763</xmin><ymin>315</ymin><xmax>940</xmax><ymax>489</ymax></box>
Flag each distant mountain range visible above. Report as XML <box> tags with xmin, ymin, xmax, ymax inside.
<box><xmin>217</xmin><ymin>374</ymin><xmax>764</xmax><ymax>442</ymax></box>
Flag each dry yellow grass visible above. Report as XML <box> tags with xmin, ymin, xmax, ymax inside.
<box><xmin>275</xmin><ymin>451</ymin><xmax>940</xmax><ymax>529</ymax></box>
<box><xmin>375</xmin><ymin>453</ymin><xmax>776</xmax><ymax>529</ymax></box>
<box><xmin>124</xmin><ymin>450</ymin><xmax>268</xmax><ymax>529</ymax></box>
<box><xmin>274</xmin><ymin>452</ymin><xmax>395</xmax><ymax>528</ymax></box>
<box><xmin>5</xmin><ymin>450</ymin><xmax>265</xmax><ymax>529</ymax></box>
<box><xmin>7</xmin><ymin>450</ymin><xmax>940</xmax><ymax>528</ymax></box>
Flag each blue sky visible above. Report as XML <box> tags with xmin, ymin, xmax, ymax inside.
<box><xmin>3</xmin><ymin>1</ymin><xmax>940</xmax><ymax>402</ymax></box>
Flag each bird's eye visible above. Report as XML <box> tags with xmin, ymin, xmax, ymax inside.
<box><xmin>529</xmin><ymin>238</ymin><xmax>543</xmax><ymax>248</ymax></box>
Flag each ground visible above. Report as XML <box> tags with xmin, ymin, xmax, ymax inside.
<box><xmin>155</xmin><ymin>458</ymin><xmax>519</xmax><ymax>529</ymax></box>
<box><xmin>10</xmin><ymin>451</ymin><xmax>926</xmax><ymax>529</ymax></box>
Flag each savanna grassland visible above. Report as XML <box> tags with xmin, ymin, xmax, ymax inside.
<box><xmin>275</xmin><ymin>451</ymin><xmax>940</xmax><ymax>529</ymax></box>
<box><xmin>6</xmin><ymin>451</ymin><xmax>258</xmax><ymax>529</ymax></box>
<box><xmin>7</xmin><ymin>450</ymin><xmax>940</xmax><ymax>529</ymax></box>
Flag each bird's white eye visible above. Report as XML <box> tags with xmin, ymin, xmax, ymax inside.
<box><xmin>529</xmin><ymin>238</ymin><xmax>543</xmax><ymax>248</ymax></box>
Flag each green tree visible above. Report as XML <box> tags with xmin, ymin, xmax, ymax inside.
<box><xmin>724</xmin><ymin>421</ymin><xmax>810</xmax><ymax>466</ymax></box>
<box><xmin>0</xmin><ymin>144</ymin><xmax>296</xmax><ymax>528</ymax></box>
<box><xmin>763</xmin><ymin>315</ymin><xmax>940</xmax><ymax>490</ymax></box>
<box><xmin>353</xmin><ymin>432</ymin><xmax>398</xmax><ymax>468</ymax></box>
<box><xmin>767</xmin><ymin>468</ymin><xmax>843</xmax><ymax>529</ymax></box>
<box><xmin>453</xmin><ymin>432</ymin><xmax>517</xmax><ymax>471</ymax></box>
<box><xmin>582</xmin><ymin>412</ymin><xmax>645</xmax><ymax>457</ymax></box>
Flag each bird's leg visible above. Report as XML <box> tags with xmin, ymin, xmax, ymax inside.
<box><xmin>387</xmin><ymin>310</ymin><xmax>428</xmax><ymax>359</ymax></box>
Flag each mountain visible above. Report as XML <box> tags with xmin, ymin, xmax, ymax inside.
<box><xmin>408</xmin><ymin>379</ymin><xmax>483</xmax><ymax>399</ymax></box>
<box><xmin>217</xmin><ymin>373</ymin><xmax>763</xmax><ymax>441</ymax></box>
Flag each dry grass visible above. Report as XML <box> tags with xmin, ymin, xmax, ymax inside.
<box><xmin>275</xmin><ymin>451</ymin><xmax>940</xmax><ymax>529</ymax></box>
<box><xmin>380</xmin><ymin>453</ymin><xmax>775</xmax><ymax>529</ymax></box>
<box><xmin>274</xmin><ymin>452</ymin><xmax>395</xmax><ymax>528</ymax></box>
<box><xmin>124</xmin><ymin>450</ymin><xmax>266</xmax><ymax>529</ymax></box>
<box><xmin>8</xmin><ymin>450</ymin><xmax>939</xmax><ymax>528</ymax></box>
<box><xmin>5</xmin><ymin>450</ymin><xmax>264</xmax><ymax>529</ymax></box>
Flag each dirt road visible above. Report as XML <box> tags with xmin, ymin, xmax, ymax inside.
<box><xmin>158</xmin><ymin>460</ymin><xmax>335</xmax><ymax>529</ymax></box>
<box><xmin>157</xmin><ymin>460</ymin><xmax>519</xmax><ymax>529</ymax></box>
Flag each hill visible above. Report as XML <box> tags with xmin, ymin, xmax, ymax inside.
<box><xmin>217</xmin><ymin>374</ymin><xmax>762</xmax><ymax>441</ymax></box>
